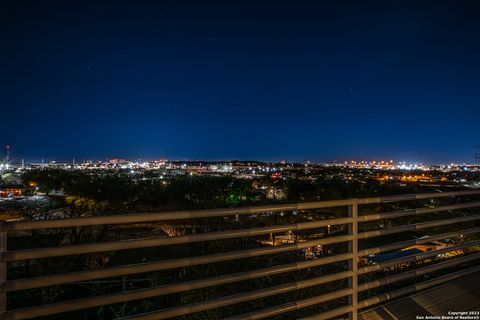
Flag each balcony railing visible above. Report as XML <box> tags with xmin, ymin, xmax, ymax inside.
<box><xmin>1</xmin><ymin>190</ymin><xmax>480</xmax><ymax>319</ymax></box>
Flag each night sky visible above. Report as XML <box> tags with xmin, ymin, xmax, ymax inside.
<box><xmin>1</xmin><ymin>1</ymin><xmax>479</xmax><ymax>163</ymax></box>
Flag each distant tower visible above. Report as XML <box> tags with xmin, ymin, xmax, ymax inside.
<box><xmin>5</xmin><ymin>145</ymin><xmax>10</xmax><ymax>162</ymax></box>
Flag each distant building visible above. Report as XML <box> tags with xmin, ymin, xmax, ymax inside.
<box><xmin>108</xmin><ymin>158</ymin><xmax>128</xmax><ymax>165</ymax></box>
<box><xmin>0</xmin><ymin>186</ymin><xmax>24</xmax><ymax>198</ymax></box>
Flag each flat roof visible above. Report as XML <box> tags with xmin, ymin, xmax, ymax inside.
<box><xmin>359</xmin><ymin>273</ymin><xmax>480</xmax><ymax>320</ymax></box>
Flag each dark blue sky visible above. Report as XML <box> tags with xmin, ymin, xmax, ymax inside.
<box><xmin>1</xmin><ymin>1</ymin><xmax>479</xmax><ymax>163</ymax></box>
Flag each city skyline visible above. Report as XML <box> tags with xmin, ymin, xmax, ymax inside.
<box><xmin>1</xmin><ymin>1</ymin><xmax>480</xmax><ymax>163</ymax></box>
<box><xmin>1</xmin><ymin>148</ymin><xmax>479</xmax><ymax>167</ymax></box>
<box><xmin>0</xmin><ymin>144</ymin><xmax>478</xmax><ymax>164</ymax></box>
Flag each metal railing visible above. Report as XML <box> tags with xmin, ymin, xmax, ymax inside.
<box><xmin>0</xmin><ymin>190</ymin><xmax>480</xmax><ymax>320</ymax></box>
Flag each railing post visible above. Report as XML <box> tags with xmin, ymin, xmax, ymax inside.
<box><xmin>0</xmin><ymin>222</ymin><xmax>6</xmax><ymax>319</ymax></box>
<box><xmin>348</xmin><ymin>200</ymin><xmax>358</xmax><ymax>320</ymax></box>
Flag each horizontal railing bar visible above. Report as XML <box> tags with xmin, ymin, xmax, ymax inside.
<box><xmin>2</xmin><ymin>234</ymin><xmax>352</xmax><ymax>292</ymax></box>
<box><xmin>357</xmin><ymin>190</ymin><xmax>480</xmax><ymax>204</ymax></box>
<box><xmin>358</xmin><ymin>201</ymin><xmax>480</xmax><ymax>222</ymax></box>
<box><xmin>357</xmin><ymin>266</ymin><xmax>480</xmax><ymax>309</ymax></box>
<box><xmin>357</xmin><ymin>215</ymin><xmax>480</xmax><ymax>239</ymax></box>
<box><xmin>117</xmin><ymin>271</ymin><xmax>353</xmax><ymax>320</ymax></box>
<box><xmin>0</xmin><ymin>254</ymin><xmax>353</xmax><ymax>319</ymax></box>
<box><xmin>358</xmin><ymin>227</ymin><xmax>480</xmax><ymax>256</ymax></box>
<box><xmin>3</xmin><ymin>190</ymin><xmax>479</xmax><ymax>231</ymax></box>
<box><xmin>222</xmin><ymin>290</ymin><xmax>353</xmax><ymax>320</ymax></box>
<box><xmin>0</xmin><ymin>200</ymin><xmax>355</xmax><ymax>231</ymax></box>
<box><xmin>357</xmin><ymin>251</ymin><xmax>480</xmax><ymax>292</ymax></box>
<box><xmin>1</xmin><ymin>217</ymin><xmax>353</xmax><ymax>262</ymax></box>
<box><xmin>299</xmin><ymin>305</ymin><xmax>353</xmax><ymax>320</ymax></box>
<box><xmin>358</xmin><ymin>239</ymin><xmax>480</xmax><ymax>274</ymax></box>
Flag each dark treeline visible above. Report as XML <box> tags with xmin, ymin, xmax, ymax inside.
<box><xmin>17</xmin><ymin>168</ymin><xmax>421</xmax><ymax>216</ymax></box>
